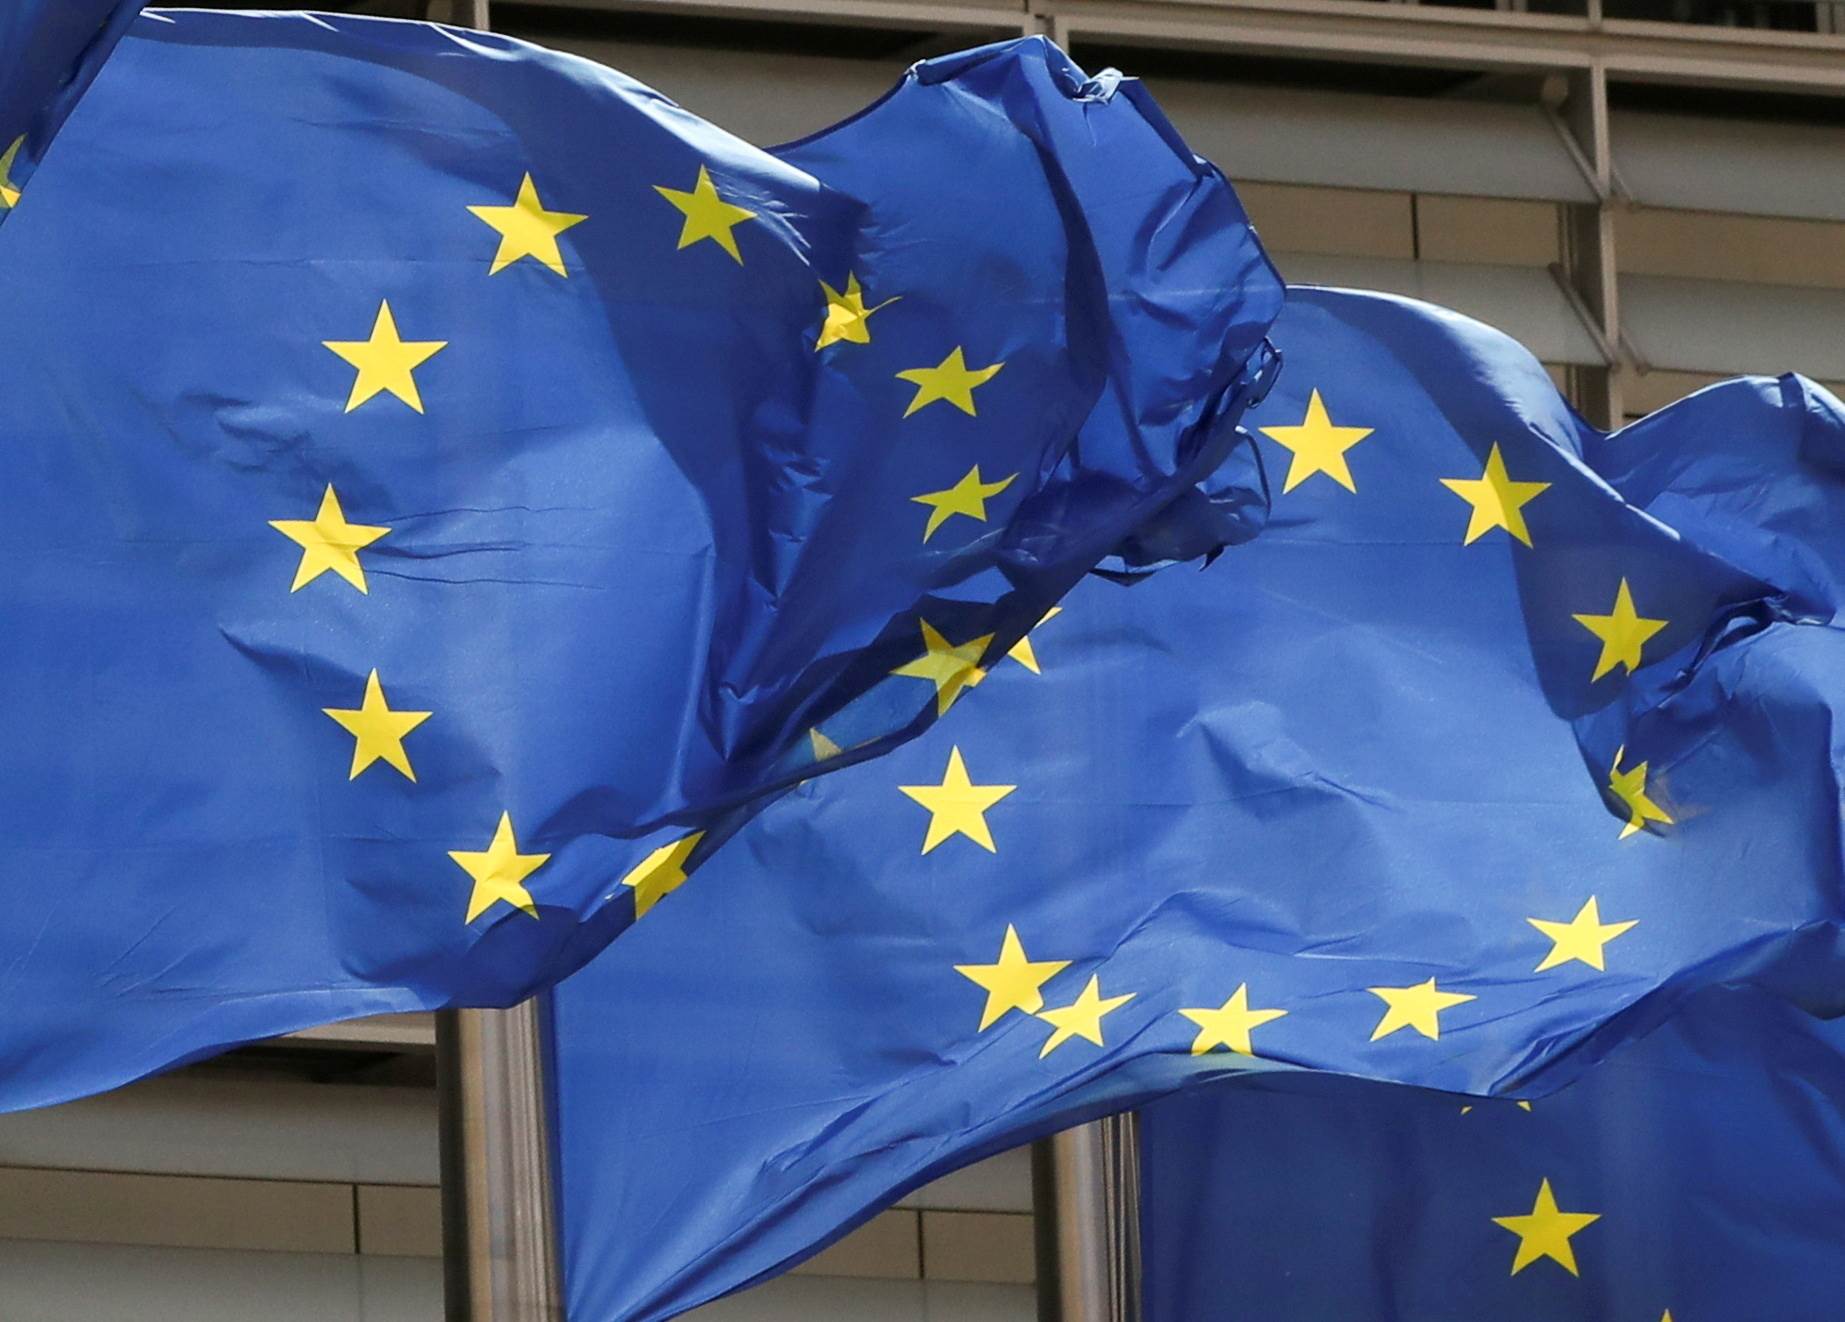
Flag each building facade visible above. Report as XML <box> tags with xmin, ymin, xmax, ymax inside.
<box><xmin>3</xmin><ymin>0</ymin><xmax>1843</xmax><ymax>1316</ymax></box>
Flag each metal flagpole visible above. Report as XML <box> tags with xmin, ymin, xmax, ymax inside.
<box><xmin>437</xmin><ymin>1002</ymin><xmax>564</xmax><ymax>1321</ymax></box>
<box><xmin>425</xmin><ymin>0</ymin><xmax>491</xmax><ymax>27</ymax></box>
<box><xmin>1033</xmin><ymin>1114</ymin><xmax>1143</xmax><ymax>1322</ymax></box>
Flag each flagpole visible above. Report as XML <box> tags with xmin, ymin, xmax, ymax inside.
<box><xmin>431</xmin><ymin>0</ymin><xmax>491</xmax><ymax>28</ymax></box>
<box><xmin>437</xmin><ymin>1002</ymin><xmax>564</xmax><ymax>1321</ymax></box>
<box><xmin>1033</xmin><ymin>1114</ymin><xmax>1143</xmax><ymax>1322</ymax></box>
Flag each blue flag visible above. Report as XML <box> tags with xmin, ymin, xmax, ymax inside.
<box><xmin>547</xmin><ymin>287</ymin><xmax>1845</xmax><ymax>1319</ymax></box>
<box><xmin>0</xmin><ymin>0</ymin><xmax>139</xmax><ymax>212</ymax></box>
<box><xmin>1141</xmin><ymin>986</ymin><xmax>1845</xmax><ymax>1320</ymax></box>
<box><xmin>0</xmin><ymin>13</ymin><xmax>1283</xmax><ymax>1111</ymax></box>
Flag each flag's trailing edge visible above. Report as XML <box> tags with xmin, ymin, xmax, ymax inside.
<box><xmin>0</xmin><ymin>13</ymin><xmax>1282</xmax><ymax>1112</ymax></box>
<box><xmin>1586</xmin><ymin>369</ymin><xmax>1845</xmax><ymax>623</ymax></box>
<box><xmin>1140</xmin><ymin>986</ymin><xmax>1845</xmax><ymax>1319</ymax></box>
<box><xmin>547</xmin><ymin>287</ymin><xmax>1845</xmax><ymax>1321</ymax></box>
<box><xmin>0</xmin><ymin>1</ymin><xmax>139</xmax><ymax>212</ymax></box>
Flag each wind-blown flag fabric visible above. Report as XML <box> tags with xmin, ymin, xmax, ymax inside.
<box><xmin>1140</xmin><ymin>986</ymin><xmax>1845</xmax><ymax>1321</ymax></box>
<box><xmin>0</xmin><ymin>0</ymin><xmax>139</xmax><ymax>212</ymax></box>
<box><xmin>547</xmin><ymin>287</ymin><xmax>1845</xmax><ymax>1320</ymax></box>
<box><xmin>0</xmin><ymin>12</ymin><xmax>1283</xmax><ymax>1111</ymax></box>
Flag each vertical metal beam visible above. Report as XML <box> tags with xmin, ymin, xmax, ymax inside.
<box><xmin>1553</xmin><ymin>64</ymin><xmax>1624</xmax><ymax>427</ymax></box>
<box><xmin>1034</xmin><ymin>1128</ymin><xmax>1108</xmax><ymax>1322</ymax></box>
<box><xmin>1110</xmin><ymin>1114</ymin><xmax>1142</xmax><ymax>1322</ymax></box>
<box><xmin>1033</xmin><ymin>1115</ymin><xmax>1142</xmax><ymax>1322</ymax></box>
<box><xmin>438</xmin><ymin>1002</ymin><xmax>565</xmax><ymax>1322</ymax></box>
<box><xmin>426</xmin><ymin>0</ymin><xmax>491</xmax><ymax>28</ymax></box>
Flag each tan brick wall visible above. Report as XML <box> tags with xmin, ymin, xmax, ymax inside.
<box><xmin>1616</xmin><ymin>207</ymin><xmax>1845</xmax><ymax>290</ymax></box>
<box><xmin>1417</xmin><ymin>195</ymin><xmax>1561</xmax><ymax>267</ymax></box>
<box><xmin>0</xmin><ymin>1168</ymin><xmax>358</xmax><ymax>1254</ymax></box>
<box><xmin>789</xmin><ymin>1210</ymin><xmax>921</xmax><ymax>1280</ymax></box>
<box><xmin>1239</xmin><ymin>181</ymin><xmax>1415</xmax><ymax>261</ymax></box>
<box><xmin>920</xmin><ymin>1210</ymin><xmax>1036</xmax><ymax>1284</ymax></box>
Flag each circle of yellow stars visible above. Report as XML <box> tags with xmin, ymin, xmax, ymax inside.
<box><xmin>264</xmin><ymin>159</ymin><xmax>1048</xmax><ymax>928</ymax></box>
<box><xmin>930</xmin><ymin>383</ymin><xmax>1674</xmax><ymax>1314</ymax></box>
<box><xmin>921</xmin><ymin>387</ymin><xmax>1682</xmax><ymax>1149</ymax></box>
<box><xmin>813</xmin><ymin>374</ymin><xmax>1675</xmax><ymax>1313</ymax></box>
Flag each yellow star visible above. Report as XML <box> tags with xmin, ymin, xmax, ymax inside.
<box><xmin>899</xmin><ymin>746</ymin><xmax>1015</xmax><ymax>854</ymax></box>
<box><xmin>449</xmin><ymin>812</ymin><xmax>550</xmax><ymax>924</ymax></box>
<box><xmin>323</xmin><ymin>300</ymin><xmax>447</xmax><ymax>413</ymax></box>
<box><xmin>1528</xmin><ymin>897</ymin><xmax>1636</xmax><ymax>972</ymax></box>
<box><xmin>1257</xmin><ymin>389</ymin><xmax>1373</xmax><ymax>493</ymax></box>
<box><xmin>467</xmin><ymin>173</ymin><xmax>587</xmax><ymax>277</ymax></box>
<box><xmin>955</xmin><ymin>925</ymin><xmax>1071</xmax><ymax>1031</ymax></box>
<box><xmin>1610</xmin><ymin>746</ymin><xmax>1674</xmax><ymax>839</ymax></box>
<box><xmin>911</xmin><ymin>466</ymin><xmax>1018</xmax><ymax>542</ymax></box>
<box><xmin>269</xmin><ymin>485</ymin><xmax>389</xmax><ymax>594</ymax></box>
<box><xmin>0</xmin><ymin>135</ymin><xmax>22</xmax><ymax>209</ymax></box>
<box><xmin>1461</xmin><ymin>1101</ymin><xmax>1534</xmax><ymax>1114</ymax></box>
<box><xmin>1491</xmin><ymin>1178</ymin><xmax>1601</xmax><ymax>1276</ymax></box>
<box><xmin>891</xmin><ymin>619</ymin><xmax>992</xmax><ymax>716</ymax></box>
<box><xmin>896</xmin><ymin>347</ymin><xmax>1004</xmax><ymax>418</ymax></box>
<box><xmin>1439</xmin><ymin>443</ymin><xmax>1551</xmax><ymax>547</ymax></box>
<box><xmin>1006</xmin><ymin>607</ymin><xmax>1063</xmax><ymax>675</ymax></box>
<box><xmin>1038</xmin><ymin>975</ymin><xmax>1134</xmax><ymax>1058</ymax></box>
<box><xmin>322</xmin><ymin>669</ymin><xmax>432</xmax><ymax>781</ymax></box>
<box><xmin>1573</xmin><ymin>579</ymin><xmax>1668</xmax><ymax>681</ymax></box>
<box><xmin>654</xmin><ymin>165</ymin><xmax>756</xmax><ymax>263</ymax></box>
<box><xmin>1367</xmin><ymin>977</ymin><xmax>1475</xmax><ymax>1041</ymax></box>
<box><xmin>809</xmin><ymin>727</ymin><xmax>843</xmax><ymax>761</ymax></box>
<box><xmin>816</xmin><ymin>273</ymin><xmax>897</xmax><ymax>349</ymax></box>
<box><xmin>1179</xmin><ymin>984</ymin><xmax>1288</xmax><ymax>1056</ymax></box>
<box><xmin>621</xmin><ymin>831</ymin><xmax>704</xmax><ymax>919</ymax></box>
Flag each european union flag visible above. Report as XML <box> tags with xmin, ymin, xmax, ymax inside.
<box><xmin>547</xmin><ymin>287</ymin><xmax>1845</xmax><ymax>1319</ymax></box>
<box><xmin>1141</xmin><ymin>986</ymin><xmax>1845</xmax><ymax>1319</ymax></box>
<box><xmin>0</xmin><ymin>0</ymin><xmax>138</xmax><ymax>211</ymax></box>
<box><xmin>0</xmin><ymin>12</ymin><xmax>1283</xmax><ymax>1110</ymax></box>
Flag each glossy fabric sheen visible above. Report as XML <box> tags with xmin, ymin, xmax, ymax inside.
<box><xmin>0</xmin><ymin>13</ymin><xmax>1282</xmax><ymax>1110</ymax></box>
<box><xmin>548</xmin><ymin>287</ymin><xmax>1845</xmax><ymax>1320</ymax></box>
<box><xmin>1141</xmin><ymin>987</ymin><xmax>1845</xmax><ymax>1320</ymax></box>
